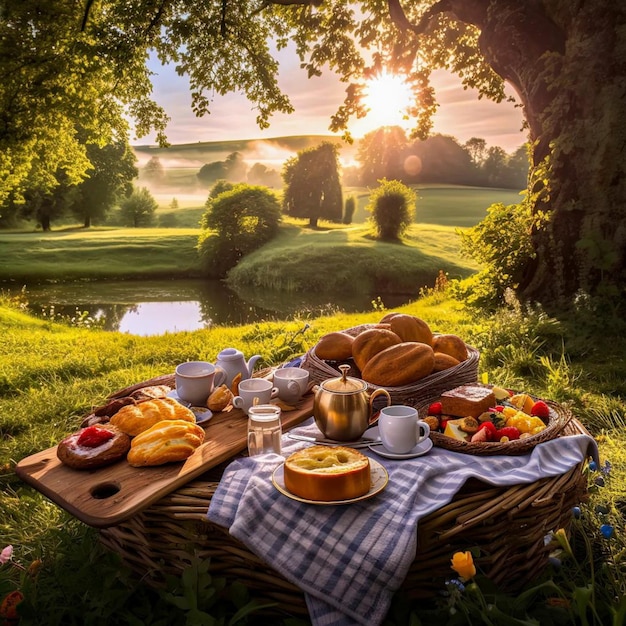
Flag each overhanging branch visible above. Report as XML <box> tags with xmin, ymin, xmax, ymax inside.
<box><xmin>387</xmin><ymin>0</ymin><xmax>452</xmax><ymax>34</ymax></box>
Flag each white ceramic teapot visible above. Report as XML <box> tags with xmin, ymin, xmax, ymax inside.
<box><xmin>215</xmin><ymin>348</ymin><xmax>261</xmax><ymax>388</ymax></box>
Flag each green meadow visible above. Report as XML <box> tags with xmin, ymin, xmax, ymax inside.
<box><xmin>1</xmin><ymin>179</ymin><xmax>623</xmax><ymax>625</ymax></box>
<box><xmin>150</xmin><ymin>183</ymin><xmax>524</xmax><ymax>229</ymax></box>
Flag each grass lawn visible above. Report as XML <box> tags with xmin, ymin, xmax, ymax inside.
<box><xmin>0</xmin><ymin>228</ymin><xmax>202</xmax><ymax>282</ymax></box>
<box><xmin>0</xmin><ymin>292</ymin><xmax>624</xmax><ymax>625</ymax></box>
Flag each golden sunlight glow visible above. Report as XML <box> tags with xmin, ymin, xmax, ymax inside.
<box><xmin>352</xmin><ymin>72</ymin><xmax>413</xmax><ymax>136</ymax></box>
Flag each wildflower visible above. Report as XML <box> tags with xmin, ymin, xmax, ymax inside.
<box><xmin>445</xmin><ymin>578</ymin><xmax>466</xmax><ymax>592</ymax></box>
<box><xmin>548</xmin><ymin>556</ymin><xmax>562</xmax><ymax>569</ymax></box>
<box><xmin>0</xmin><ymin>590</ymin><xmax>24</xmax><ymax>621</ymax></box>
<box><xmin>450</xmin><ymin>551</ymin><xmax>476</xmax><ymax>580</ymax></box>
<box><xmin>0</xmin><ymin>545</ymin><xmax>13</xmax><ymax>565</ymax></box>
<box><xmin>594</xmin><ymin>476</ymin><xmax>605</xmax><ymax>487</ymax></box>
<box><xmin>572</xmin><ymin>506</ymin><xmax>581</xmax><ymax>519</ymax></box>
<box><xmin>588</xmin><ymin>460</ymin><xmax>597</xmax><ymax>471</ymax></box>
<box><xmin>600</xmin><ymin>524</ymin><xmax>614</xmax><ymax>539</ymax></box>
<box><xmin>554</xmin><ymin>529</ymin><xmax>574</xmax><ymax>559</ymax></box>
<box><xmin>601</xmin><ymin>460</ymin><xmax>612</xmax><ymax>475</ymax></box>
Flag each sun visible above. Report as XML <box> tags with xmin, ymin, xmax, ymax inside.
<box><xmin>353</xmin><ymin>72</ymin><xmax>413</xmax><ymax>135</ymax></box>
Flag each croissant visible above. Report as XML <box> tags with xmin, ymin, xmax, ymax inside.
<box><xmin>110</xmin><ymin>397</ymin><xmax>195</xmax><ymax>436</ymax></box>
<box><xmin>127</xmin><ymin>420</ymin><xmax>205</xmax><ymax>467</ymax></box>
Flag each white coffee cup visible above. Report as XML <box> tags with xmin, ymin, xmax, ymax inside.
<box><xmin>175</xmin><ymin>361</ymin><xmax>225</xmax><ymax>406</ymax></box>
<box><xmin>273</xmin><ymin>367</ymin><xmax>310</xmax><ymax>404</ymax></box>
<box><xmin>378</xmin><ymin>405</ymin><xmax>431</xmax><ymax>455</ymax></box>
<box><xmin>233</xmin><ymin>378</ymin><xmax>278</xmax><ymax>415</ymax></box>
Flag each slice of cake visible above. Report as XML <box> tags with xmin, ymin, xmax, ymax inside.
<box><xmin>283</xmin><ymin>445</ymin><xmax>371</xmax><ymax>502</ymax></box>
<box><xmin>439</xmin><ymin>385</ymin><xmax>497</xmax><ymax>418</ymax></box>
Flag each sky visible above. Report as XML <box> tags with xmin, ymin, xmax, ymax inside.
<box><xmin>140</xmin><ymin>54</ymin><xmax>527</xmax><ymax>154</ymax></box>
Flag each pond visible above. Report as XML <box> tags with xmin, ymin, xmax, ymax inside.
<box><xmin>8</xmin><ymin>279</ymin><xmax>416</xmax><ymax>336</ymax></box>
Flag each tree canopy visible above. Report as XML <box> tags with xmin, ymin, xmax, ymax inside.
<box><xmin>2</xmin><ymin>0</ymin><xmax>625</xmax><ymax>305</ymax></box>
<box><xmin>282</xmin><ymin>142</ymin><xmax>343</xmax><ymax>227</ymax></box>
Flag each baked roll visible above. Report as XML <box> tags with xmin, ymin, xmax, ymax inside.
<box><xmin>126</xmin><ymin>419</ymin><xmax>205</xmax><ymax>467</ymax></box>
<box><xmin>110</xmin><ymin>397</ymin><xmax>195</xmax><ymax>436</ymax></box>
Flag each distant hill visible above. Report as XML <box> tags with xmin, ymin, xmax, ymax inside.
<box><xmin>131</xmin><ymin>135</ymin><xmax>359</xmax><ymax>193</ymax></box>
<box><xmin>132</xmin><ymin>135</ymin><xmax>356</xmax><ymax>167</ymax></box>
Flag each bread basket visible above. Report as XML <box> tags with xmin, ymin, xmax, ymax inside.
<box><xmin>423</xmin><ymin>385</ymin><xmax>574</xmax><ymax>456</ymax></box>
<box><xmin>301</xmin><ymin>324</ymin><xmax>480</xmax><ymax>408</ymax></box>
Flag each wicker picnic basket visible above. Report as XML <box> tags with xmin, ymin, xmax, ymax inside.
<box><xmin>301</xmin><ymin>324</ymin><xmax>480</xmax><ymax>409</ymax></box>
<box><xmin>98</xmin><ymin>418</ymin><xmax>590</xmax><ymax>617</ymax></box>
<box><xmin>424</xmin><ymin>385</ymin><xmax>575</xmax><ymax>456</ymax></box>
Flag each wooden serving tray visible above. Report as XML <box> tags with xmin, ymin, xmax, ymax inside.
<box><xmin>15</xmin><ymin>395</ymin><xmax>314</xmax><ymax>528</ymax></box>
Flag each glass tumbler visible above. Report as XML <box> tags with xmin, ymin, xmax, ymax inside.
<box><xmin>247</xmin><ymin>404</ymin><xmax>282</xmax><ymax>456</ymax></box>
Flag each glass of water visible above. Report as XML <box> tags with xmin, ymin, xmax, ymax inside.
<box><xmin>247</xmin><ymin>404</ymin><xmax>282</xmax><ymax>456</ymax></box>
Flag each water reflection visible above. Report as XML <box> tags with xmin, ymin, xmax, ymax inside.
<box><xmin>12</xmin><ymin>278</ymin><xmax>416</xmax><ymax>336</ymax></box>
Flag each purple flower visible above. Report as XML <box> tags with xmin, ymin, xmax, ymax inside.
<box><xmin>446</xmin><ymin>578</ymin><xmax>466</xmax><ymax>592</ymax></box>
<box><xmin>602</xmin><ymin>460</ymin><xmax>612</xmax><ymax>475</ymax></box>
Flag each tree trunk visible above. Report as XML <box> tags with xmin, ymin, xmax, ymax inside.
<box><xmin>309</xmin><ymin>216</ymin><xmax>318</xmax><ymax>228</ymax></box>
<box><xmin>84</xmin><ymin>216</ymin><xmax>91</xmax><ymax>228</ymax></box>
<box><xmin>397</xmin><ymin>0</ymin><xmax>626</xmax><ymax>305</ymax></box>
<box><xmin>451</xmin><ymin>1</ymin><xmax>626</xmax><ymax>304</ymax></box>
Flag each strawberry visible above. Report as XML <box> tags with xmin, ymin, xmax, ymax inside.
<box><xmin>530</xmin><ymin>400</ymin><xmax>550</xmax><ymax>421</ymax></box>
<box><xmin>428</xmin><ymin>401</ymin><xmax>443</xmax><ymax>415</ymax></box>
<box><xmin>495</xmin><ymin>426</ymin><xmax>520</xmax><ymax>441</ymax></box>
<box><xmin>477</xmin><ymin>421</ymin><xmax>497</xmax><ymax>441</ymax></box>
<box><xmin>77</xmin><ymin>426</ymin><xmax>115</xmax><ymax>448</ymax></box>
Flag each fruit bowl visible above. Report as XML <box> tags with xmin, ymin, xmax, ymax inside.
<box><xmin>420</xmin><ymin>385</ymin><xmax>574</xmax><ymax>456</ymax></box>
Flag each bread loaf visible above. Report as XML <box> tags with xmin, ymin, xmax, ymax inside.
<box><xmin>439</xmin><ymin>385</ymin><xmax>497</xmax><ymax>418</ymax></box>
<box><xmin>361</xmin><ymin>341</ymin><xmax>434</xmax><ymax>387</ymax></box>
<box><xmin>380</xmin><ymin>313</ymin><xmax>433</xmax><ymax>346</ymax></box>
<box><xmin>127</xmin><ymin>419</ymin><xmax>205</xmax><ymax>467</ymax></box>
<box><xmin>433</xmin><ymin>352</ymin><xmax>460</xmax><ymax>372</ymax></box>
<box><xmin>283</xmin><ymin>445</ymin><xmax>370</xmax><ymax>501</ymax></box>
<box><xmin>110</xmin><ymin>397</ymin><xmax>195</xmax><ymax>436</ymax></box>
<box><xmin>432</xmin><ymin>334</ymin><xmax>468</xmax><ymax>362</ymax></box>
<box><xmin>314</xmin><ymin>332</ymin><xmax>354</xmax><ymax>361</ymax></box>
<box><xmin>351</xmin><ymin>328</ymin><xmax>402</xmax><ymax>372</ymax></box>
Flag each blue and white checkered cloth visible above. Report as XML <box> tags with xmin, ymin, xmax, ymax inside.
<box><xmin>207</xmin><ymin>418</ymin><xmax>598</xmax><ymax>626</ymax></box>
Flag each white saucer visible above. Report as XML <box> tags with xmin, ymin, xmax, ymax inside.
<box><xmin>167</xmin><ymin>390</ymin><xmax>213</xmax><ymax>425</ymax></box>
<box><xmin>368</xmin><ymin>437</ymin><xmax>433</xmax><ymax>460</ymax></box>
<box><xmin>272</xmin><ymin>459</ymin><xmax>388</xmax><ymax>505</ymax></box>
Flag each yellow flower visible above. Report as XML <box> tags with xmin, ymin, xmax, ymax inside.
<box><xmin>451</xmin><ymin>551</ymin><xmax>476</xmax><ymax>580</ymax></box>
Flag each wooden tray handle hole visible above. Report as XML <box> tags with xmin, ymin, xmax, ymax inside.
<box><xmin>90</xmin><ymin>482</ymin><xmax>121</xmax><ymax>499</ymax></box>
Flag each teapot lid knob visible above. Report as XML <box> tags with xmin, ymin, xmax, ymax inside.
<box><xmin>339</xmin><ymin>364</ymin><xmax>350</xmax><ymax>383</ymax></box>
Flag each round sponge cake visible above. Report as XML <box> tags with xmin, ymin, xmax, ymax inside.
<box><xmin>283</xmin><ymin>445</ymin><xmax>371</xmax><ymax>501</ymax></box>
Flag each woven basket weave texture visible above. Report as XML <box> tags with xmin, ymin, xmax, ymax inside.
<box><xmin>99</xmin><ymin>419</ymin><xmax>590</xmax><ymax>617</ymax></box>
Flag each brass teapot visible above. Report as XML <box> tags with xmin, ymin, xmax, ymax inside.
<box><xmin>313</xmin><ymin>364</ymin><xmax>391</xmax><ymax>441</ymax></box>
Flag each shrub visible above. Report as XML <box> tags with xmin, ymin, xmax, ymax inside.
<box><xmin>453</xmin><ymin>201</ymin><xmax>534</xmax><ymax>308</ymax></box>
<box><xmin>343</xmin><ymin>196</ymin><xmax>356</xmax><ymax>224</ymax></box>
<box><xmin>198</xmin><ymin>184</ymin><xmax>281</xmax><ymax>278</ymax></box>
<box><xmin>366</xmin><ymin>179</ymin><xmax>415</xmax><ymax>240</ymax></box>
